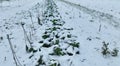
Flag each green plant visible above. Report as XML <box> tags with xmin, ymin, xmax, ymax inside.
<box><xmin>50</xmin><ymin>47</ymin><xmax>65</xmax><ymax>56</ymax></box>
<box><xmin>111</xmin><ymin>48</ymin><xmax>119</xmax><ymax>57</ymax></box>
<box><xmin>69</xmin><ymin>42</ymin><xmax>80</xmax><ymax>48</ymax></box>
<box><xmin>52</xmin><ymin>19</ymin><xmax>58</xmax><ymax>24</ymax></box>
<box><xmin>54</xmin><ymin>47</ymin><xmax>62</xmax><ymax>55</ymax></box>
<box><xmin>42</xmin><ymin>34</ymin><xmax>50</xmax><ymax>39</ymax></box>
<box><xmin>42</xmin><ymin>43</ymin><xmax>51</xmax><ymax>48</ymax></box>
<box><xmin>101</xmin><ymin>42</ymin><xmax>110</xmax><ymax>56</ymax></box>
<box><xmin>50</xmin><ymin>63</ymin><xmax>57</xmax><ymax>66</ymax></box>
<box><xmin>52</xmin><ymin>27</ymin><xmax>60</xmax><ymax>31</ymax></box>
<box><xmin>26</xmin><ymin>45</ymin><xmax>37</xmax><ymax>53</ymax></box>
<box><xmin>36</xmin><ymin>55</ymin><xmax>45</xmax><ymax>66</ymax></box>
<box><xmin>67</xmin><ymin>34</ymin><xmax>72</xmax><ymax>38</ymax></box>
<box><xmin>52</xmin><ymin>27</ymin><xmax>57</xmax><ymax>31</ymax></box>
<box><xmin>55</xmin><ymin>40</ymin><xmax>59</xmax><ymax>45</ymax></box>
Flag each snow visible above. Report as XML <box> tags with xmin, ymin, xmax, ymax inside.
<box><xmin>0</xmin><ymin>0</ymin><xmax>120</xmax><ymax>66</ymax></box>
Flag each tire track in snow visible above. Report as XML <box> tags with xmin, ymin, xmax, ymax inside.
<box><xmin>57</xmin><ymin>0</ymin><xmax>120</xmax><ymax>29</ymax></box>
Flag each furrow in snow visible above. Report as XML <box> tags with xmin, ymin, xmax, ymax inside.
<box><xmin>57</xmin><ymin>0</ymin><xmax>120</xmax><ymax>30</ymax></box>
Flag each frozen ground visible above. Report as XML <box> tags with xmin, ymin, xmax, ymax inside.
<box><xmin>0</xmin><ymin>0</ymin><xmax>120</xmax><ymax>66</ymax></box>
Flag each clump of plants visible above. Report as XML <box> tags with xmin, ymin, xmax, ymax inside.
<box><xmin>101</xmin><ymin>42</ymin><xmax>110</xmax><ymax>57</ymax></box>
<box><xmin>101</xmin><ymin>41</ymin><xmax>119</xmax><ymax>57</ymax></box>
<box><xmin>69</xmin><ymin>42</ymin><xmax>80</xmax><ymax>48</ymax></box>
<box><xmin>25</xmin><ymin>0</ymin><xmax>80</xmax><ymax>66</ymax></box>
<box><xmin>49</xmin><ymin>47</ymin><xmax>65</xmax><ymax>56</ymax></box>
<box><xmin>36</xmin><ymin>55</ymin><xmax>45</xmax><ymax>66</ymax></box>
<box><xmin>26</xmin><ymin>45</ymin><xmax>37</xmax><ymax>53</ymax></box>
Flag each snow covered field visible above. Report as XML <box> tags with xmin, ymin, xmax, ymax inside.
<box><xmin>0</xmin><ymin>0</ymin><xmax>120</xmax><ymax>66</ymax></box>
